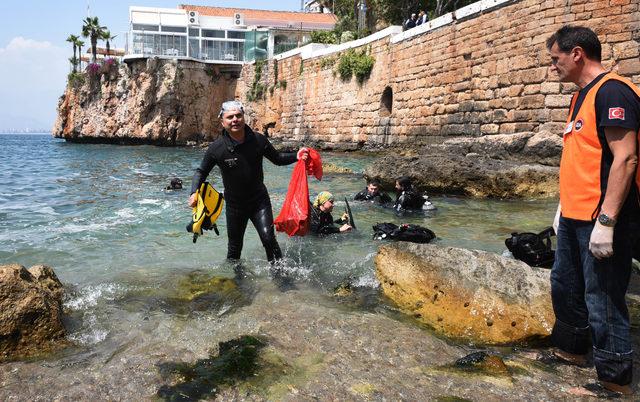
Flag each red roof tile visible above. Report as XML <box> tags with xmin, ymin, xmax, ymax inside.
<box><xmin>179</xmin><ymin>4</ymin><xmax>337</xmax><ymax>27</ymax></box>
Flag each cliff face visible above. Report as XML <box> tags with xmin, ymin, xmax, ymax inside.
<box><xmin>53</xmin><ymin>59</ymin><xmax>238</xmax><ymax>145</ymax></box>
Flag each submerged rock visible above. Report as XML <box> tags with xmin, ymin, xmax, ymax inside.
<box><xmin>375</xmin><ymin>243</ymin><xmax>554</xmax><ymax>345</ymax></box>
<box><xmin>0</xmin><ymin>264</ymin><xmax>66</xmax><ymax>360</ymax></box>
<box><xmin>454</xmin><ymin>351</ymin><xmax>509</xmax><ymax>376</ymax></box>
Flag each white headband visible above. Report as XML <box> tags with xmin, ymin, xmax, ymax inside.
<box><xmin>218</xmin><ymin>101</ymin><xmax>245</xmax><ymax>118</ymax></box>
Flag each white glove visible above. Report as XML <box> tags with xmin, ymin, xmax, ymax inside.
<box><xmin>553</xmin><ymin>203</ymin><xmax>561</xmax><ymax>235</ymax></box>
<box><xmin>589</xmin><ymin>221</ymin><xmax>614</xmax><ymax>259</ymax></box>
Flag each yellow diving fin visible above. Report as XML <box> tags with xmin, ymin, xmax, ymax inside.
<box><xmin>186</xmin><ymin>182</ymin><xmax>224</xmax><ymax>243</ymax></box>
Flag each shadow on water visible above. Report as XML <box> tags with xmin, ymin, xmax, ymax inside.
<box><xmin>156</xmin><ymin>335</ymin><xmax>267</xmax><ymax>401</ymax></box>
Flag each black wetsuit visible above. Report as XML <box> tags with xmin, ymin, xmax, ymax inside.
<box><xmin>354</xmin><ymin>188</ymin><xmax>392</xmax><ymax>205</ymax></box>
<box><xmin>394</xmin><ymin>190</ymin><xmax>426</xmax><ymax>213</ymax></box>
<box><xmin>309</xmin><ymin>204</ymin><xmax>345</xmax><ymax>235</ymax></box>
<box><xmin>191</xmin><ymin>127</ymin><xmax>297</xmax><ymax>262</ymax></box>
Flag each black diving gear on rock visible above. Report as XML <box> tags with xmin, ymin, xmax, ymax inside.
<box><xmin>373</xmin><ymin>223</ymin><xmax>436</xmax><ymax>243</ymax></box>
<box><xmin>504</xmin><ymin>227</ymin><xmax>555</xmax><ymax>268</ymax></box>
<box><xmin>190</xmin><ymin>127</ymin><xmax>297</xmax><ymax>262</ymax></box>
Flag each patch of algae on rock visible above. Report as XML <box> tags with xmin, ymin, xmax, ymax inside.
<box><xmin>120</xmin><ymin>270</ymin><xmax>250</xmax><ymax>315</ymax></box>
<box><xmin>322</xmin><ymin>162</ymin><xmax>353</xmax><ymax>174</ymax></box>
<box><xmin>157</xmin><ymin>335</ymin><xmax>267</xmax><ymax>401</ymax></box>
<box><xmin>350</xmin><ymin>382</ymin><xmax>378</xmax><ymax>397</ymax></box>
<box><xmin>174</xmin><ymin>271</ymin><xmax>238</xmax><ymax>301</ymax></box>
<box><xmin>239</xmin><ymin>350</ymin><xmax>327</xmax><ymax>400</ymax></box>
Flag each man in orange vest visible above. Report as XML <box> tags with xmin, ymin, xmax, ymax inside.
<box><xmin>547</xmin><ymin>26</ymin><xmax>640</xmax><ymax>395</ymax></box>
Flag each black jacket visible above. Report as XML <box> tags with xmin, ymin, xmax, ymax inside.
<box><xmin>354</xmin><ymin>188</ymin><xmax>392</xmax><ymax>205</ymax></box>
<box><xmin>191</xmin><ymin>127</ymin><xmax>297</xmax><ymax>205</ymax></box>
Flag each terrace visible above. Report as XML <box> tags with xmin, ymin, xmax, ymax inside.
<box><xmin>123</xmin><ymin>5</ymin><xmax>336</xmax><ymax>65</ymax></box>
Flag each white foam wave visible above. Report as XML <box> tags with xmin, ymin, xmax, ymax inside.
<box><xmin>115</xmin><ymin>208</ymin><xmax>135</xmax><ymax>219</ymax></box>
<box><xmin>40</xmin><ymin>206</ymin><xmax>59</xmax><ymax>215</ymax></box>
<box><xmin>55</xmin><ymin>221</ymin><xmax>114</xmax><ymax>234</ymax></box>
<box><xmin>65</xmin><ymin>283</ymin><xmax>124</xmax><ymax>310</ymax></box>
<box><xmin>138</xmin><ymin>199</ymin><xmax>161</xmax><ymax>205</ymax></box>
<box><xmin>68</xmin><ymin>313</ymin><xmax>109</xmax><ymax>345</ymax></box>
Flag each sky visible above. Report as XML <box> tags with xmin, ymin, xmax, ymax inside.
<box><xmin>0</xmin><ymin>0</ymin><xmax>304</xmax><ymax>131</ymax></box>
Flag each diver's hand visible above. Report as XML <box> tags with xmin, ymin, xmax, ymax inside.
<box><xmin>339</xmin><ymin>224</ymin><xmax>352</xmax><ymax>232</ymax></box>
<box><xmin>340</xmin><ymin>212</ymin><xmax>349</xmax><ymax>222</ymax></box>
<box><xmin>553</xmin><ymin>203</ymin><xmax>561</xmax><ymax>235</ymax></box>
<box><xmin>297</xmin><ymin>147</ymin><xmax>309</xmax><ymax>161</ymax></box>
<box><xmin>188</xmin><ymin>193</ymin><xmax>197</xmax><ymax>208</ymax></box>
<box><xmin>589</xmin><ymin>221</ymin><xmax>614</xmax><ymax>259</ymax></box>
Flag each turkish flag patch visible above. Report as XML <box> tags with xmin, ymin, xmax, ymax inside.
<box><xmin>608</xmin><ymin>107</ymin><xmax>625</xmax><ymax>120</ymax></box>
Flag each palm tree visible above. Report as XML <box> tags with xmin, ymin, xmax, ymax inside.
<box><xmin>81</xmin><ymin>16</ymin><xmax>107</xmax><ymax>63</ymax></box>
<box><xmin>66</xmin><ymin>34</ymin><xmax>79</xmax><ymax>72</ymax></box>
<box><xmin>76</xmin><ymin>39</ymin><xmax>85</xmax><ymax>70</ymax></box>
<box><xmin>101</xmin><ymin>30</ymin><xmax>117</xmax><ymax>58</ymax></box>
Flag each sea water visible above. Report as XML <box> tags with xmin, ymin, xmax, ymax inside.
<box><xmin>0</xmin><ymin>134</ymin><xmax>568</xmax><ymax>399</ymax></box>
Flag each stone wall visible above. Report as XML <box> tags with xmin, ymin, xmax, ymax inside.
<box><xmin>241</xmin><ymin>0</ymin><xmax>640</xmax><ymax>148</ymax></box>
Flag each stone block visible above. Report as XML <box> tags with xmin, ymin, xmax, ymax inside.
<box><xmin>541</xmin><ymin>82</ymin><xmax>560</xmax><ymax>94</ymax></box>
<box><xmin>481</xmin><ymin>123</ymin><xmax>500</xmax><ymax>134</ymax></box>
<box><xmin>545</xmin><ymin>94</ymin><xmax>572</xmax><ymax>108</ymax></box>
<box><xmin>519</xmin><ymin>94</ymin><xmax>545</xmax><ymax>109</ymax></box>
<box><xmin>617</xmin><ymin>59</ymin><xmax>640</xmax><ymax>76</ymax></box>
<box><xmin>523</xmin><ymin>84</ymin><xmax>541</xmax><ymax>95</ymax></box>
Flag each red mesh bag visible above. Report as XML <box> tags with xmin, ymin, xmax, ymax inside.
<box><xmin>274</xmin><ymin>149</ymin><xmax>322</xmax><ymax>236</ymax></box>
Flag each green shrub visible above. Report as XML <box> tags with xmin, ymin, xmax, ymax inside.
<box><xmin>319</xmin><ymin>56</ymin><xmax>336</xmax><ymax>69</ymax></box>
<box><xmin>247</xmin><ymin>60</ymin><xmax>266</xmax><ymax>101</ymax></box>
<box><xmin>310</xmin><ymin>30</ymin><xmax>338</xmax><ymax>44</ymax></box>
<box><xmin>337</xmin><ymin>49</ymin><xmax>374</xmax><ymax>83</ymax></box>
<box><xmin>67</xmin><ymin>71</ymin><xmax>85</xmax><ymax>89</ymax></box>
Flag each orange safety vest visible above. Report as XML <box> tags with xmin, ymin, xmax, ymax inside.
<box><xmin>559</xmin><ymin>72</ymin><xmax>640</xmax><ymax>221</ymax></box>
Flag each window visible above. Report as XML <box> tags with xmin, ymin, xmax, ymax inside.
<box><xmin>132</xmin><ymin>24</ymin><xmax>159</xmax><ymax>32</ymax></box>
<box><xmin>202</xmin><ymin>29</ymin><xmax>225</xmax><ymax>38</ymax></box>
<box><xmin>227</xmin><ymin>31</ymin><xmax>245</xmax><ymax>39</ymax></box>
<box><xmin>189</xmin><ymin>38</ymin><xmax>200</xmax><ymax>58</ymax></box>
<box><xmin>161</xmin><ymin>26</ymin><xmax>186</xmax><ymax>33</ymax></box>
<box><xmin>188</xmin><ymin>28</ymin><xmax>199</xmax><ymax>37</ymax></box>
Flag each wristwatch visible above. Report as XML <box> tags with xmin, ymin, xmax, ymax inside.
<box><xmin>597</xmin><ymin>213</ymin><xmax>617</xmax><ymax>227</ymax></box>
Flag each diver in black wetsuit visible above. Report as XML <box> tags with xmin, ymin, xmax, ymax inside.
<box><xmin>393</xmin><ymin>176</ymin><xmax>428</xmax><ymax>213</ymax></box>
<box><xmin>188</xmin><ymin>101</ymin><xmax>308</xmax><ymax>263</ymax></box>
<box><xmin>354</xmin><ymin>178</ymin><xmax>392</xmax><ymax>205</ymax></box>
<box><xmin>309</xmin><ymin>191</ymin><xmax>352</xmax><ymax>235</ymax></box>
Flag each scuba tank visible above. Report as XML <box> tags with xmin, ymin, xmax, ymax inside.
<box><xmin>186</xmin><ymin>182</ymin><xmax>224</xmax><ymax>243</ymax></box>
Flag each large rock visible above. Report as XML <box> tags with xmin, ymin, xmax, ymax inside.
<box><xmin>375</xmin><ymin>243</ymin><xmax>554</xmax><ymax>345</ymax></box>
<box><xmin>364</xmin><ymin>152</ymin><xmax>558</xmax><ymax>198</ymax></box>
<box><xmin>0</xmin><ymin>264</ymin><xmax>66</xmax><ymax>359</ymax></box>
<box><xmin>53</xmin><ymin>59</ymin><xmax>238</xmax><ymax>145</ymax></box>
<box><xmin>441</xmin><ymin>131</ymin><xmax>562</xmax><ymax>166</ymax></box>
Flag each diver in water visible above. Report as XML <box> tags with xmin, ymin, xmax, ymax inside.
<box><xmin>309</xmin><ymin>191</ymin><xmax>352</xmax><ymax>235</ymax></box>
<box><xmin>188</xmin><ymin>100</ymin><xmax>309</xmax><ymax>263</ymax></box>
<box><xmin>166</xmin><ymin>177</ymin><xmax>183</xmax><ymax>190</ymax></box>
<box><xmin>354</xmin><ymin>178</ymin><xmax>392</xmax><ymax>205</ymax></box>
<box><xmin>393</xmin><ymin>176</ymin><xmax>435</xmax><ymax>214</ymax></box>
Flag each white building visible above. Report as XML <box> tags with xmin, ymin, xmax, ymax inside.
<box><xmin>125</xmin><ymin>4</ymin><xmax>337</xmax><ymax>64</ymax></box>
